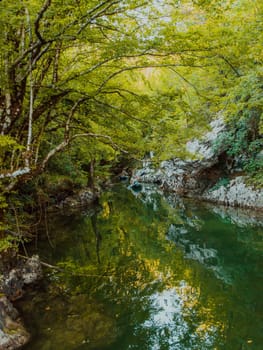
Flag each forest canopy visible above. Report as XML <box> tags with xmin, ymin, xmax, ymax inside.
<box><xmin>0</xmin><ymin>0</ymin><xmax>262</xmax><ymax>192</ymax></box>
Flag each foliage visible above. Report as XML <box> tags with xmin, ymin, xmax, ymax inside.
<box><xmin>0</xmin><ymin>0</ymin><xmax>262</xmax><ymax>194</ymax></box>
<box><xmin>0</xmin><ymin>235</ymin><xmax>18</xmax><ymax>253</ymax></box>
<box><xmin>211</xmin><ymin>69</ymin><xmax>263</xmax><ymax>181</ymax></box>
<box><xmin>246</xmin><ymin>171</ymin><xmax>263</xmax><ymax>189</ymax></box>
<box><xmin>213</xmin><ymin>119</ymin><xmax>259</xmax><ymax>158</ymax></box>
<box><xmin>209</xmin><ymin>177</ymin><xmax>230</xmax><ymax>192</ymax></box>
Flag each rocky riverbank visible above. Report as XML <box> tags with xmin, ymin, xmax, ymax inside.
<box><xmin>0</xmin><ymin>185</ymin><xmax>100</xmax><ymax>350</ymax></box>
<box><xmin>201</xmin><ymin>176</ymin><xmax>263</xmax><ymax>209</ymax></box>
<box><xmin>0</xmin><ymin>254</ymin><xmax>42</xmax><ymax>349</ymax></box>
<box><xmin>131</xmin><ymin>118</ymin><xmax>263</xmax><ymax>210</ymax></box>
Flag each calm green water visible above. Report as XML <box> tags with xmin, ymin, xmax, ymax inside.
<box><xmin>18</xmin><ymin>185</ymin><xmax>263</xmax><ymax>350</ymax></box>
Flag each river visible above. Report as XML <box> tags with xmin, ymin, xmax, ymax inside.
<box><xmin>17</xmin><ymin>184</ymin><xmax>263</xmax><ymax>350</ymax></box>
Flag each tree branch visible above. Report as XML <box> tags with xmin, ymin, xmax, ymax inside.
<box><xmin>96</xmin><ymin>63</ymin><xmax>210</xmax><ymax>93</ymax></box>
<box><xmin>0</xmin><ymin>167</ymin><xmax>31</xmax><ymax>179</ymax></box>
<box><xmin>77</xmin><ymin>0</ymin><xmax>121</xmax><ymax>34</ymax></box>
<box><xmin>219</xmin><ymin>55</ymin><xmax>241</xmax><ymax>77</ymax></box>
<box><xmin>93</xmin><ymin>97</ymin><xmax>149</xmax><ymax>125</ymax></box>
<box><xmin>34</xmin><ymin>0</ymin><xmax>52</xmax><ymax>43</ymax></box>
<box><xmin>72</xmin><ymin>132</ymin><xmax>129</xmax><ymax>154</ymax></box>
<box><xmin>40</xmin><ymin>97</ymin><xmax>88</xmax><ymax>170</ymax></box>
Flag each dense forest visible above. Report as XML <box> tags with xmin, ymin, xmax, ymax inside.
<box><xmin>0</xmin><ymin>0</ymin><xmax>262</xmax><ymax>242</ymax></box>
<box><xmin>0</xmin><ymin>2</ymin><xmax>263</xmax><ymax>349</ymax></box>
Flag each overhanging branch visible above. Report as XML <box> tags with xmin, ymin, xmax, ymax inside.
<box><xmin>34</xmin><ymin>0</ymin><xmax>52</xmax><ymax>43</ymax></box>
<box><xmin>96</xmin><ymin>63</ymin><xmax>211</xmax><ymax>93</ymax></box>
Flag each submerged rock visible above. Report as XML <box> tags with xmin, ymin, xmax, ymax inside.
<box><xmin>19</xmin><ymin>293</ymin><xmax>119</xmax><ymax>350</ymax></box>
<box><xmin>119</xmin><ymin>175</ymin><xmax>129</xmax><ymax>182</ymax></box>
<box><xmin>130</xmin><ymin>181</ymin><xmax>143</xmax><ymax>192</ymax></box>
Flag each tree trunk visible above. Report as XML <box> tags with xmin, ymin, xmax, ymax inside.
<box><xmin>87</xmin><ymin>159</ymin><xmax>96</xmax><ymax>192</ymax></box>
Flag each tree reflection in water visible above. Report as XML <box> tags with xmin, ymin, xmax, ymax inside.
<box><xmin>19</xmin><ymin>184</ymin><xmax>263</xmax><ymax>350</ymax></box>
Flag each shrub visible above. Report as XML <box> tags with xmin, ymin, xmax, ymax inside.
<box><xmin>209</xmin><ymin>177</ymin><xmax>230</xmax><ymax>192</ymax></box>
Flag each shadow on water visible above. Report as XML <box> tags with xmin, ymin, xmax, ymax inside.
<box><xmin>17</xmin><ymin>184</ymin><xmax>263</xmax><ymax>350</ymax></box>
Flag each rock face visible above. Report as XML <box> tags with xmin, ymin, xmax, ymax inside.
<box><xmin>134</xmin><ymin>158</ymin><xmax>215</xmax><ymax>195</ymax></box>
<box><xmin>202</xmin><ymin>176</ymin><xmax>263</xmax><ymax>209</ymax></box>
<box><xmin>0</xmin><ymin>296</ymin><xmax>30</xmax><ymax>350</ymax></box>
<box><xmin>131</xmin><ymin>118</ymin><xmax>263</xmax><ymax>210</ymax></box>
<box><xmin>1</xmin><ymin>255</ymin><xmax>42</xmax><ymax>300</ymax></box>
<box><xmin>186</xmin><ymin>117</ymin><xmax>226</xmax><ymax>160</ymax></box>
<box><xmin>0</xmin><ymin>255</ymin><xmax>42</xmax><ymax>349</ymax></box>
<box><xmin>132</xmin><ymin>118</ymin><xmax>226</xmax><ymax>194</ymax></box>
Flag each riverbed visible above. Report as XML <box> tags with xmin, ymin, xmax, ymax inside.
<box><xmin>17</xmin><ymin>184</ymin><xmax>263</xmax><ymax>350</ymax></box>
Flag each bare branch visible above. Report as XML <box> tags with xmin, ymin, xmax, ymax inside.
<box><xmin>40</xmin><ymin>140</ymin><xmax>68</xmax><ymax>170</ymax></box>
<box><xmin>0</xmin><ymin>167</ymin><xmax>31</xmax><ymax>179</ymax></box>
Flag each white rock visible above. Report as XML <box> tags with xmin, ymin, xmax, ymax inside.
<box><xmin>186</xmin><ymin>116</ymin><xmax>225</xmax><ymax>160</ymax></box>
<box><xmin>203</xmin><ymin>176</ymin><xmax>263</xmax><ymax>209</ymax></box>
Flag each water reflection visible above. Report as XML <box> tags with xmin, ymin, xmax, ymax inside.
<box><xmin>18</xmin><ymin>185</ymin><xmax>263</xmax><ymax>350</ymax></box>
<box><xmin>138</xmin><ymin>285</ymin><xmax>223</xmax><ymax>350</ymax></box>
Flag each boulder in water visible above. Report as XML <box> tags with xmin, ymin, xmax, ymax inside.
<box><xmin>0</xmin><ymin>296</ymin><xmax>30</xmax><ymax>350</ymax></box>
<box><xmin>130</xmin><ymin>181</ymin><xmax>143</xmax><ymax>192</ymax></box>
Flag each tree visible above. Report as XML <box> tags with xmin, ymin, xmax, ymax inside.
<box><xmin>0</xmin><ymin>0</ymin><xmax>161</xmax><ymax>190</ymax></box>
<box><xmin>0</xmin><ymin>0</ymin><xmax>262</xmax><ymax>193</ymax></box>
